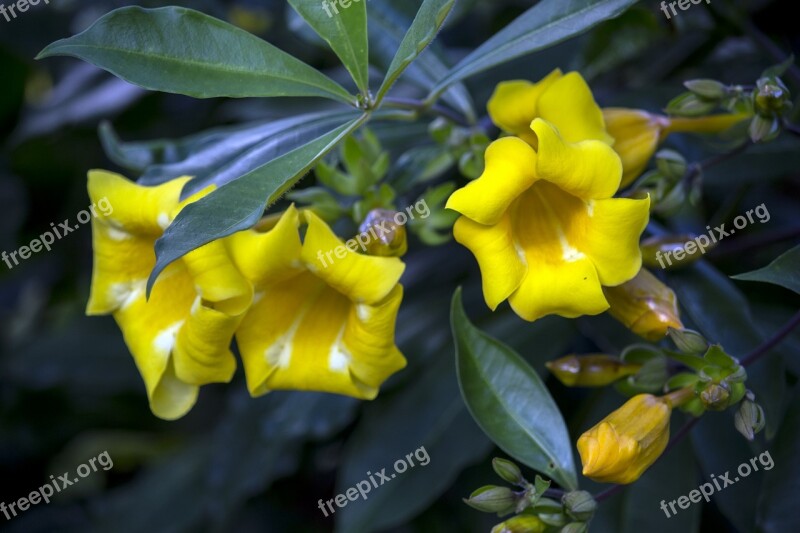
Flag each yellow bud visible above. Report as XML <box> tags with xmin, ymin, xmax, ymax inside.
<box><xmin>603</xmin><ymin>108</ymin><xmax>669</xmax><ymax>188</ymax></box>
<box><xmin>491</xmin><ymin>515</ymin><xmax>547</xmax><ymax>533</ymax></box>
<box><xmin>358</xmin><ymin>209</ymin><xmax>408</xmax><ymax>257</ymax></box>
<box><xmin>577</xmin><ymin>394</ymin><xmax>672</xmax><ymax>484</ymax></box>
<box><xmin>603</xmin><ymin>269</ymin><xmax>684</xmax><ymax>341</ymax></box>
<box><xmin>545</xmin><ymin>355</ymin><xmax>641</xmax><ymax>387</ymax></box>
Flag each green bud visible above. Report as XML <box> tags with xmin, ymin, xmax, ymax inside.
<box><xmin>749</xmin><ymin>114</ymin><xmax>780</xmax><ymax>143</ymax></box>
<box><xmin>655</xmin><ymin>149</ymin><xmax>688</xmax><ymax>179</ymax></box>
<box><xmin>562</xmin><ymin>491</ymin><xmax>597</xmax><ymax>522</ymax></box>
<box><xmin>754</xmin><ymin>77</ymin><xmax>791</xmax><ymax>115</ymax></box>
<box><xmin>464</xmin><ymin>486</ymin><xmax>518</xmax><ymax>515</ymax></box>
<box><xmin>538</xmin><ymin>513</ymin><xmax>569</xmax><ymax>527</ymax></box>
<box><xmin>684</xmin><ymin>79</ymin><xmax>728</xmax><ymax>100</ymax></box>
<box><xmin>699</xmin><ymin>382</ymin><xmax>731</xmax><ymax>411</ymax></box>
<box><xmin>493</xmin><ymin>458</ymin><xmax>524</xmax><ymax>485</ymax></box>
<box><xmin>560</xmin><ymin>523</ymin><xmax>589</xmax><ymax>533</ymax></box>
<box><xmin>491</xmin><ymin>515</ymin><xmax>547</xmax><ymax>533</ymax></box>
<box><xmin>668</xmin><ymin>328</ymin><xmax>708</xmax><ymax>354</ymax></box>
<box><xmin>666</xmin><ymin>92</ymin><xmax>718</xmax><ymax>117</ymax></box>
<box><xmin>728</xmin><ymin>381</ymin><xmax>747</xmax><ymax>405</ymax></box>
<box><xmin>734</xmin><ymin>395</ymin><xmax>766</xmax><ymax>441</ymax></box>
<box><xmin>429</xmin><ymin>117</ymin><xmax>453</xmax><ymax>145</ymax></box>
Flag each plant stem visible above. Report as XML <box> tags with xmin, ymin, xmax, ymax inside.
<box><xmin>741</xmin><ymin>309</ymin><xmax>800</xmax><ymax>366</ymax></box>
<box><xmin>381</xmin><ymin>96</ymin><xmax>471</xmax><ymax>127</ymax></box>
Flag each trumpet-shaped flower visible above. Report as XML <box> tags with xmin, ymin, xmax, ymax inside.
<box><xmin>577</xmin><ymin>394</ymin><xmax>672</xmax><ymax>484</ymax></box>
<box><xmin>228</xmin><ymin>206</ymin><xmax>407</xmax><ymax>399</ymax></box>
<box><xmin>86</xmin><ymin>170</ymin><xmax>252</xmax><ymax>420</ymax></box>
<box><xmin>488</xmin><ymin>69</ymin><xmax>748</xmax><ymax>188</ymax></box>
<box><xmin>447</xmin><ymin>116</ymin><xmax>650</xmax><ymax>321</ymax></box>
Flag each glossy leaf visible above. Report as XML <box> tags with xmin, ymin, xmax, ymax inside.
<box><xmin>430</xmin><ymin>0</ymin><xmax>638</xmax><ymax>95</ymax></box>
<box><xmin>147</xmin><ymin>115</ymin><xmax>367</xmax><ymax>295</ymax></box>
<box><xmin>732</xmin><ymin>244</ymin><xmax>800</xmax><ymax>295</ymax></box>
<box><xmin>37</xmin><ymin>6</ymin><xmax>354</xmax><ymax>104</ymax></box>
<box><xmin>288</xmin><ymin>0</ymin><xmax>369</xmax><ymax>94</ymax></box>
<box><xmin>451</xmin><ymin>289</ymin><xmax>577</xmax><ymax>489</ymax></box>
<box><xmin>334</xmin><ymin>350</ymin><xmax>492</xmax><ymax>533</ymax></box>
<box><xmin>375</xmin><ymin>0</ymin><xmax>456</xmax><ymax>104</ymax></box>
<box><xmin>368</xmin><ymin>0</ymin><xmax>475</xmax><ymax>121</ymax></box>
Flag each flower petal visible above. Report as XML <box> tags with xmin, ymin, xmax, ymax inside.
<box><xmin>172</xmin><ymin>301</ymin><xmax>241</xmax><ymax>386</ymax></box>
<box><xmin>452</xmin><ymin>213</ymin><xmax>525</xmax><ymax>310</ymax></box>
<box><xmin>537</xmin><ymin>72</ymin><xmax>614</xmax><ymax>145</ymax></box>
<box><xmin>112</xmin><ymin>264</ymin><xmax>199</xmax><ymax>420</ymax></box>
<box><xmin>508</xmin><ymin>256</ymin><xmax>609</xmax><ymax>321</ymax></box>
<box><xmin>301</xmin><ymin>211</ymin><xmax>404</xmax><ymax>304</ymax></box>
<box><xmin>487</xmin><ymin>68</ymin><xmax>562</xmax><ymax>145</ymax></box>
<box><xmin>533</xmin><ymin>119</ymin><xmax>621</xmax><ymax>200</ymax></box>
<box><xmin>446</xmin><ymin>137</ymin><xmax>538</xmax><ymax>225</ymax></box>
<box><xmin>581</xmin><ymin>197</ymin><xmax>650</xmax><ymax>287</ymax></box>
<box><xmin>603</xmin><ymin>108</ymin><xmax>665</xmax><ymax>187</ymax></box>
<box><xmin>227</xmin><ymin>205</ymin><xmax>304</xmax><ymax>287</ymax></box>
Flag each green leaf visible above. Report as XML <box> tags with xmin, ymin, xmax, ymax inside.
<box><xmin>430</xmin><ymin>0</ymin><xmax>638</xmax><ymax>95</ymax></box>
<box><xmin>37</xmin><ymin>6</ymin><xmax>353</xmax><ymax>104</ymax></box>
<box><xmin>334</xmin><ymin>346</ymin><xmax>492</xmax><ymax>533</ymax></box>
<box><xmin>146</xmin><ymin>115</ymin><xmax>367</xmax><ymax>295</ymax></box>
<box><xmin>368</xmin><ymin>0</ymin><xmax>475</xmax><ymax>122</ymax></box>
<box><xmin>288</xmin><ymin>0</ymin><xmax>369</xmax><ymax>94</ymax></box>
<box><xmin>375</xmin><ymin>0</ymin><xmax>456</xmax><ymax>104</ymax></box>
<box><xmin>756</xmin><ymin>384</ymin><xmax>800</xmax><ymax>532</ymax></box>
<box><xmin>732</xmin><ymin>244</ymin><xmax>800</xmax><ymax>296</ymax></box>
<box><xmin>451</xmin><ymin>289</ymin><xmax>577</xmax><ymax>489</ymax></box>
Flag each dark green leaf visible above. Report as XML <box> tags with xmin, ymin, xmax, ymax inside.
<box><xmin>37</xmin><ymin>6</ymin><xmax>353</xmax><ymax>103</ymax></box>
<box><xmin>430</xmin><ymin>0</ymin><xmax>638</xmax><ymax>95</ymax></box>
<box><xmin>147</xmin><ymin>115</ymin><xmax>367</xmax><ymax>295</ymax></box>
<box><xmin>451</xmin><ymin>289</ymin><xmax>577</xmax><ymax>489</ymax></box>
<box><xmin>368</xmin><ymin>0</ymin><xmax>475</xmax><ymax>121</ymax></box>
<box><xmin>732</xmin><ymin>244</ymin><xmax>800</xmax><ymax>296</ymax></box>
<box><xmin>288</xmin><ymin>0</ymin><xmax>369</xmax><ymax>93</ymax></box>
<box><xmin>334</xmin><ymin>350</ymin><xmax>492</xmax><ymax>533</ymax></box>
<box><xmin>375</xmin><ymin>0</ymin><xmax>456</xmax><ymax>104</ymax></box>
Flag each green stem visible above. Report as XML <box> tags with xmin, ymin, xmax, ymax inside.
<box><xmin>381</xmin><ymin>96</ymin><xmax>471</xmax><ymax>127</ymax></box>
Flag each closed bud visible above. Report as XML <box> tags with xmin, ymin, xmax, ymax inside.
<box><xmin>603</xmin><ymin>269</ymin><xmax>684</xmax><ymax>341</ymax></box>
<box><xmin>699</xmin><ymin>382</ymin><xmax>731</xmax><ymax>411</ymax></box>
<box><xmin>358</xmin><ymin>209</ymin><xmax>408</xmax><ymax>257</ymax></box>
<box><xmin>754</xmin><ymin>77</ymin><xmax>791</xmax><ymax>115</ymax></box>
<box><xmin>734</xmin><ymin>396</ymin><xmax>766</xmax><ymax>441</ymax></box>
<box><xmin>493</xmin><ymin>458</ymin><xmax>524</xmax><ymax>485</ymax></box>
<box><xmin>546</xmin><ymin>355</ymin><xmax>641</xmax><ymax>387</ymax></box>
<box><xmin>562</xmin><ymin>491</ymin><xmax>597</xmax><ymax>522</ymax></box>
<box><xmin>464</xmin><ymin>486</ymin><xmax>518</xmax><ymax>514</ymax></box>
<box><xmin>641</xmin><ymin>235</ymin><xmax>713</xmax><ymax>270</ymax></box>
<box><xmin>578</xmin><ymin>394</ymin><xmax>672</xmax><ymax>484</ymax></box>
<box><xmin>668</xmin><ymin>328</ymin><xmax>709</xmax><ymax>354</ymax></box>
<box><xmin>749</xmin><ymin>114</ymin><xmax>780</xmax><ymax>143</ymax></box>
<box><xmin>666</xmin><ymin>92</ymin><xmax>718</xmax><ymax>117</ymax></box>
<box><xmin>655</xmin><ymin>149</ymin><xmax>687</xmax><ymax>179</ymax></box>
<box><xmin>684</xmin><ymin>79</ymin><xmax>728</xmax><ymax>100</ymax></box>
<box><xmin>491</xmin><ymin>515</ymin><xmax>547</xmax><ymax>533</ymax></box>
<box><xmin>560</xmin><ymin>523</ymin><xmax>589</xmax><ymax>533</ymax></box>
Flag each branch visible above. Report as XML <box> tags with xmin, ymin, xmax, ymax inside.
<box><xmin>741</xmin><ymin>309</ymin><xmax>800</xmax><ymax>366</ymax></box>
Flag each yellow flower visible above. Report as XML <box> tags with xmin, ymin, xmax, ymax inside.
<box><xmin>604</xmin><ymin>109</ymin><xmax>749</xmax><ymax>187</ymax></box>
<box><xmin>447</xmin><ymin>74</ymin><xmax>650</xmax><ymax>321</ymax></box>
<box><xmin>603</xmin><ymin>268</ymin><xmax>684</xmax><ymax>341</ymax></box>
<box><xmin>486</xmin><ymin>69</ymin><xmax>747</xmax><ymax>188</ymax></box>
<box><xmin>86</xmin><ymin>170</ymin><xmax>252</xmax><ymax>420</ymax></box>
<box><xmin>491</xmin><ymin>515</ymin><xmax>547</xmax><ymax>533</ymax></box>
<box><xmin>228</xmin><ymin>206</ymin><xmax>407</xmax><ymax>399</ymax></box>
<box><xmin>577</xmin><ymin>394</ymin><xmax>672</xmax><ymax>484</ymax></box>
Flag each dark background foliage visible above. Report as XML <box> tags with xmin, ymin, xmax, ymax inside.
<box><xmin>0</xmin><ymin>0</ymin><xmax>798</xmax><ymax>531</ymax></box>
